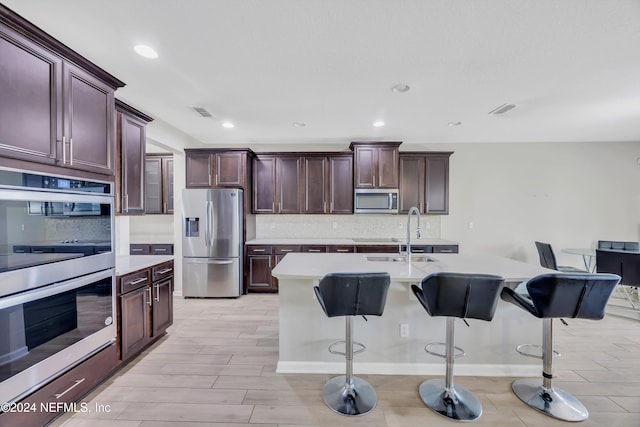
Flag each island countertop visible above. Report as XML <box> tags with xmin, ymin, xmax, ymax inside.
<box><xmin>246</xmin><ymin>237</ymin><xmax>459</xmax><ymax>246</ymax></box>
<box><xmin>271</xmin><ymin>252</ymin><xmax>552</xmax><ymax>284</ymax></box>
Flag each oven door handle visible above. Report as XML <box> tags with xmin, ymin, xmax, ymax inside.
<box><xmin>0</xmin><ymin>269</ymin><xmax>113</xmax><ymax>310</ymax></box>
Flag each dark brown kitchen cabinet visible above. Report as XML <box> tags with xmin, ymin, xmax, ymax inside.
<box><xmin>0</xmin><ymin>9</ymin><xmax>124</xmax><ymax>178</ymax></box>
<box><xmin>252</xmin><ymin>155</ymin><xmax>302</xmax><ymax>214</ymax></box>
<box><xmin>303</xmin><ymin>154</ymin><xmax>353</xmax><ymax>214</ymax></box>
<box><xmin>247</xmin><ymin>246</ymin><xmax>275</xmax><ymax>292</ymax></box>
<box><xmin>399</xmin><ymin>152</ymin><xmax>452</xmax><ymax>214</ymax></box>
<box><xmin>350</xmin><ymin>141</ymin><xmax>401</xmax><ymax>189</ymax></box>
<box><xmin>116</xmin><ymin>100</ymin><xmax>153</xmax><ymax>214</ymax></box>
<box><xmin>118</xmin><ymin>260</ymin><xmax>173</xmax><ymax>362</ymax></box>
<box><xmin>185</xmin><ymin>149</ymin><xmax>252</xmax><ymax>189</ymax></box>
<box><xmin>145</xmin><ymin>154</ymin><xmax>173</xmax><ymax>214</ymax></box>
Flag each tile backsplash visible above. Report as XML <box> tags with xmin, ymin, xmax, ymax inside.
<box><xmin>255</xmin><ymin>214</ymin><xmax>441</xmax><ymax>240</ymax></box>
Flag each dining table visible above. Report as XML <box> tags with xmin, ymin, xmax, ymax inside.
<box><xmin>562</xmin><ymin>248</ymin><xmax>596</xmax><ymax>272</ymax></box>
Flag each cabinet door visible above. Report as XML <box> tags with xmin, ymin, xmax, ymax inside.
<box><xmin>0</xmin><ymin>25</ymin><xmax>61</xmax><ymax>165</ymax></box>
<box><xmin>277</xmin><ymin>157</ymin><xmax>302</xmax><ymax>213</ymax></box>
<box><xmin>329</xmin><ymin>155</ymin><xmax>353</xmax><ymax>213</ymax></box>
<box><xmin>248</xmin><ymin>255</ymin><xmax>274</xmax><ymax>291</ymax></box>
<box><xmin>425</xmin><ymin>155</ymin><xmax>449</xmax><ymax>214</ymax></box>
<box><xmin>63</xmin><ymin>62</ymin><xmax>114</xmax><ymax>175</ymax></box>
<box><xmin>163</xmin><ymin>157</ymin><xmax>174</xmax><ymax>213</ymax></box>
<box><xmin>215</xmin><ymin>152</ymin><xmax>245</xmax><ymax>187</ymax></box>
<box><xmin>145</xmin><ymin>157</ymin><xmax>162</xmax><ymax>214</ymax></box>
<box><xmin>152</xmin><ymin>278</ymin><xmax>173</xmax><ymax>336</ymax></box>
<box><xmin>253</xmin><ymin>156</ymin><xmax>276</xmax><ymax>213</ymax></box>
<box><xmin>377</xmin><ymin>146</ymin><xmax>399</xmax><ymax>188</ymax></box>
<box><xmin>186</xmin><ymin>152</ymin><xmax>213</xmax><ymax>187</ymax></box>
<box><xmin>119</xmin><ymin>112</ymin><xmax>145</xmax><ymax>213</ymax></box>
<box><xmin>354</xmin><ymin>146</ymin><xmax>376</xmax><ymax>188</ymax></box>
<box><xmin>304</xmin><ymin>156</ymin><xmax>327</xmax><ymax>214</ymax></box>
<box><xmin>399</xmin><ymin>156</ymin><xmax>424</xmax><ymax>213</ymax></box>
<box><xmin>120</xmin><ymin>286</ymin><xmax>150</xmax><ymax>360</ymax></box>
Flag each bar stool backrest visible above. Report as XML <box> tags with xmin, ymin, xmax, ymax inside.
<box><xmin>415</xmin><ymin>272</ymin><xmax>504</xmax><ymax>320</ymax></box>
<box><xmin>314</xmin><ymin>272</ymin><xmax>390</xmax><ymax>317</ymax></box>
<box><xmin>526</xmin><ymin>274</ymin><xmax>620</xmax><ymax>319</ymax></box>
<box><xmin>597</xmin><ymin>240</ymin><xmax>639</xmax><ymax>252</ymax></box>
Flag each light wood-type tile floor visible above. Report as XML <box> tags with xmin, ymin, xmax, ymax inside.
<box><xmin>52</xmin><ymin>292</ymin><xmax>640</xmax><ymax>427</ymax></box>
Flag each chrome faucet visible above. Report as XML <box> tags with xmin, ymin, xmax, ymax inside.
<box><xmin>405</xmin><ymin>206</ymin><xmax>421</xmax><ymax>262</ymax></box>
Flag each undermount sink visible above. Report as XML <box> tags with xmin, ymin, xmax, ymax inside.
<box><xmin>365</xmin><ymin>255</ymin><xmax>435</xmax><ymax>263</ymax></box>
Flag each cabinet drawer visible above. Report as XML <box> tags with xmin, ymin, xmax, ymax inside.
<box><xmin>356</xmin><ymin>245</ymin><xmax>399</xmax><ymax>254</ymax></box>
<box><xmin>119</xmin><ymin>269</ymin><xmax>150</xmax><ymax>294</ymax></box>
<box><xmin>130</xmin><ymin>244</ymin><xmax>150</xmax><ymax>255</ymax></box>
<box><xmin>273</xmin><ymin>245</ymin><xmax>301</xmax><ymax>255</ymax></box>
<box><xmin>0</xmin><ymin>344</ymin><xmax>117</xmax><ymax>427</ymax></box>
<box><xmin>152</xmin><ymin>261</ymin><xmax>174</xmax><ymax>282</ymax></box>
<box><xmin>302</xmin><ymin>245</ymin><xmax>327</xmax><ymax>253</ymax></box>
<box><xmin>151</xmin><ymin>244</ymin><xmax>173</xmax><ymax>255</ymax></box>
<box><xmin>328</xmin><ymin>245</ymin><xmax>356</xmax><ymax>253</ymax></box>
<box><xmin>247</xmin><ymin>245</ymin><xmax>272</xmax><ymax>255</ymax></box>
<box><xmin>432</xmin><ymin>245</ymin><xmax>458</xmax><ymax>254</ymax></box>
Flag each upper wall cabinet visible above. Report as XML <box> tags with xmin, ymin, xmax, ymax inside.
<box><xmin>145</xmin><ymin>154</ymin><xmax>173</xmax><ymax>214</ymax></box>
<box><xmin>350</xmin><ymin>141</ymin><xmax>401</xmax><ymax>189</ymax></box>
<box><xmin>185</xmin><ymin>149</ymin><xmax>252</xmax><ymax>189</ymax></box>
<box><xmin>116</xmin><ymin>100</ymin><xmax>153</xmax><ymax>215</ymax></box>
<box><xmin>303</xmin><ymin>154</ymin><xmax>353</xmax><ymax>214</ymax></box>
<box><xmin>253</xmin><ymin>155</ymin><xmax>302</xmax><ymax>214</ymax></box>
<box><xmin>399</xmin><ymin>152</ymin><xmax>452</xmax><ymax>214</ymax></box>
<box><xmin>0</xmin><ymin>6</ymin><xmax>124</xmax><ymax>178</ymax></box>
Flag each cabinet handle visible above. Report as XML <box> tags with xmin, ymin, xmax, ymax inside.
<box><xmin>155</xmin><ymin>283</ymin><xmax>160</xmax><ymax>302</ymax></box>
<box><xmin>324</xmin><ymin>201</ymin><xmax>326</xmax><ymax>212</ymax></box>
<box><xmin>69</xmin><ymin>138</ymin><xmax>73</xmax><ymax>165</ymax></box>
<box><xmin>155</xmin><ymin>248</ymin><xmax>167</xmax><ymax>253</ymax></box>
<box><xmin>307</xmin><ymin>249</ymin><xmax>321</xmax><ymax>252</ymax></box>
<box><xmin>123</xmin><ymin>194</ymin><xmax>129</xmax><ymax>212</ymax></box>
<box><xmin>208</xmin><ymin>173</ymin><xmax>212</xmax><ymax>186</ymax></box>
<box><xmin>157</xmin><ymin>268</ymin><xmax>172</xmax><ymax>274</ymax></box>
<box><xmin>163</xmin><ymin>202</ymin><xmax>167</xmax><ymax>212</ymax></box>
<box><xmin>281</xmin><ymin>249</ymin><xmax>293</xmax><ymax>252</ymax></box>
<box><xmin>147</xmin><ymin>287</ymin><xmax>152</xmax><ymax>306</ymax></box>
<box><xmin>252</xmin><ymin>249</ymin><xmax>266</xmax><ymax>252</ymax></box>
<box><xmin>439</xmin><ymin>249</ymin><xmax>453</xmax><ymax>253</ymax></box>
<box><xmin>131</xmin><ymin>248</ymin><xmax>143</xmax><ymax>252</ymax></box>
<box><xmin>128</xmin><ymin>277</ymin><xmax>148</xmax><ymax>285</ymax></box>
<box><xmin>215</xmin><ymin>173</ymin><xmax>219</xmax><ymax>186</ymax></box>
<box><xmin>54</xmin><ymin>378</ymin><xmax>85</xmax><ymax>400</ymax></box>
<box><xmin>279</xmin><ymin>201</ymin><xmax>282</xmax><ymax>212</ymax></box>
<box><xmin>419</xmin><ymin>202</ymin><xmax>423</xmax><ymax>212</ymax></box>
<box><xmin>336</xmin><ymin>249</ymin><xmax>350</xmax><ymax>252</ymax></box>
<box><xmin>330</xmin><ymin>201</ymin><xmax>334</xmax><ymax>212</ymax></box>
<box><xmin>62</xmin><ymin>136</ymin><xmax>67</xmax><ymax>164</ymax></box>
<box><xmin>413</xmin><ymin>249</ymin><xmax>426</xmax><ymax>253</ymax></box>
<box><xmin>272</xmin><ymin>202</ymin><xmax>275</xmax><ymax>212</ymax></box>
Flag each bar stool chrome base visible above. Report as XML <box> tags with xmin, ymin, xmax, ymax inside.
<box><xmin>322</xmin><ymin>375</ymin><xmax>377</xmax><ymax>416</ymax></box>
<box><xmin>419</xmin><ymin>379</ymin><xmax>482</xmax><ymax>422</ymax></box>
<box><xmin>512</xmin><ymin>379</ymin><xmax>588</xmax><ymax>422</ymax></box>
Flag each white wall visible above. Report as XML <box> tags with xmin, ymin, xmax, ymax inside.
<box><xmin>440</xmin><ymin>141</ymin><xmax>640</xmax><ymax>268</ymax></box>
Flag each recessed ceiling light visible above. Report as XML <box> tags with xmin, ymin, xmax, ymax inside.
<box><xmin>222</xmin><ymin>122</ymin><xmax>235</xmax><ymax>129</ymax></box>
<box><xmin>133</xmin><ymin>44</ymin><xmax>158</xmax><ymax>59</ymax></box>
<box><xmin>293</xmin><ymin>122</ymin><xmax>306</xmax><ymax>128</ymax></box>
<box><xmin>448</xmin><ymin>121</ymin><xmax>462</xmax><ymax>127</ymax></box>
<box><xmin>391</xmin><ymin>83</ymin><xmax>410</xmax><ymax>93</ymax></box>
<box><xmin>373</xmin><ymin>121</ymin><xmax>385</xmax><ymax>127</ymax></box>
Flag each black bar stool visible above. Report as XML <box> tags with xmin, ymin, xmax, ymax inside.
<box><xmin>411</xmin><ymin>272</ymin><xmax>504</xmax><ymax>422</ymax></box>
<box><xmin>313</xmin><ymin>272</ymin><xmax>390</xmax><ymax>416</ymax></box>
<box><xmin>501</xmin><ymin>273</ymin><xmax>620</xmax><ymax>422</ymax></box>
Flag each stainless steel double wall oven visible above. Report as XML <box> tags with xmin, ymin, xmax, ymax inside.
<box><xmin>0</xmin><ymin>169</ymin><xmax>115</xmax><ymax>405</ymax></box>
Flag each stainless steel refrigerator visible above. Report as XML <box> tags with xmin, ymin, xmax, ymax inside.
<box><xmin>182</xmin><ymin>188</ymin><xmax>243</xmax><ymax>297</ymax></box>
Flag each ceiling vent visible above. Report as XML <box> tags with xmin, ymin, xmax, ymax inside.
<box><xmin>193</xmin><ymin>107</ymin><xmax>213</xmax><ymax>118</ymax></box>
<box><xmin>488</xmin><ymin>103</ymin><xmax>516</xmax><ymax>115</ymax></box>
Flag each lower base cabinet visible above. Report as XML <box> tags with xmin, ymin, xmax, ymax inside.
<box><xmin>119</xmin><ymin>260</ymin><xmax>174</xmax><ymax>361</ymax></box>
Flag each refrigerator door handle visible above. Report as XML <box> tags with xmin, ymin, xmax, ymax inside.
<box><xmin>185</xmin><ymin>259</ymin><xmax>234</xmax><ymax>265</ymax></box>
<box><xmin>205</xmin><ymin>200</ymin><xmax>213</xmax><ymax>246</ymax></box>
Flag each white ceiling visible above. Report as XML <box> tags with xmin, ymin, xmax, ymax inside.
<box><xmin>4</xmin><ymin>0</ymin><xmax>640</xmax><ymax>146</ymax></box>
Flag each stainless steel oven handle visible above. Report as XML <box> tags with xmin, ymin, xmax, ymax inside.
<box><xmin>0</xmin><ymin>269</ymin><xmax>113</xmax><ymax>310</ymax></box>
<box><xmin>54</xmin><ymin>378</ymin><xmax>85</xmax><ymax>400</ymax></box>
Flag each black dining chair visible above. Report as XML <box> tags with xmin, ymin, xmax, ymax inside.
<box><xmin>534</xmin><ymin>241</ymin><xmax>586</xmax><ymax>273</ymax></box>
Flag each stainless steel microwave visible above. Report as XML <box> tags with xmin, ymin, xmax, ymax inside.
<box><xmin>354</xmin><ymin>189</ymin><xmax>399</xmax><ymax>214</ymax></box>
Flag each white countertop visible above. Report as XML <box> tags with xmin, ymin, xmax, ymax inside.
<box><xmin>115</xmin><ymin>255</ymin><xmax>174</xmax><ymax>276</ymax></box>
<box><xmin>271</xmin><ymin>252</ymin><xmax>553</xmax><ymax>283</ymax></box>
<box><xmin>246</xmin><ymin>238</ymin><xmax>458</xmax><ymax>246</ymax></box>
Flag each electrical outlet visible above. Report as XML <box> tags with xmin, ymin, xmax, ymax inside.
<box><xmin>468</xmin><ymin>221</ymin><xmax>474</xmax><ymax>229</ymax></box>
<box><xmin>332</xmin><ymin>222</ymin><xmax>337</xmax><ymax>229</ymax></box>
<box><xmin>400</xmin><ymin>323</ymin><xmax>409</xmax><ymax>337</ymax></box>
<box><xmin>398</xmin><ymin>222</ymin><xmax>403</xmax><ymax>229</ymax></box>
<box><xmin>425</xmin><ymin>222</ymin><xmax>431</xmax><ymax>230</ymax></box>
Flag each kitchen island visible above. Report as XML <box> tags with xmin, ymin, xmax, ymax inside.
<box><xmin>271</xmin><ymin>252</ymin><xmax>554</xmax><ymax>377</ymax></box>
